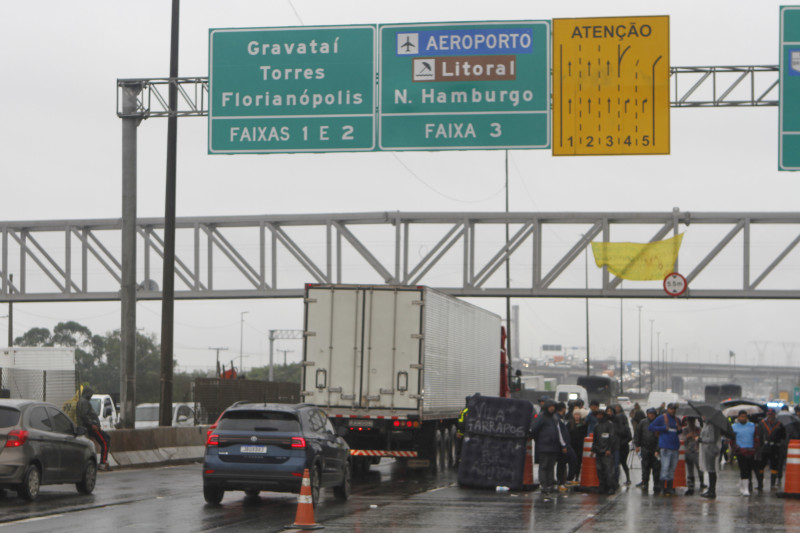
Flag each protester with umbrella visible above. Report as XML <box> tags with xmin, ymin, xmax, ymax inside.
<box><xmin>689</xmin><ymin>401</ymin><xmax>735</xmax><ymax>499</ymax></box>
<box><xmin>698</xmin><ymin>416</ymin><xmax>722</xmax><ymax>498</ymax></box>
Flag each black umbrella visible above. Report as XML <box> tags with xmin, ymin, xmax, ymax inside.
<box><xmin>688</xmin><ymin>401</ymin><xmax>735</xmax><ymax>440</ymax></box>
<box><xmin>777</xmin><ymin>412</ymin><xmax>800</xmax><ymax>438</ymax></box>
<box><xmin>677</xmin><ymin>403</ymin><xmax>707</xmax><ymax>418</ymax></box>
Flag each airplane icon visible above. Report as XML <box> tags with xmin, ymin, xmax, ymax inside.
<box><xmin>397</xmin><ymin>33</ymin><xmax>419</xmax><ymax>55</ymax></box>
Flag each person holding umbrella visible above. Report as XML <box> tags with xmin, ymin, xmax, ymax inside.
<box><xmin>688</xmin><ymin>400</ymin><xmax>735</xmax><ymax>499</ymax></box>
<box><xmin>699</xmin><ymin>413</ymin><xmax>723</xmax><ymax>498</ymax></box>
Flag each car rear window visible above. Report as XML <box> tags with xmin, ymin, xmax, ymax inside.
<box><xmin>0</xmin><ymin>407</ymin><xmax>21</xmax><ymax>428</ymax></box>
<box><xmin>218</xmin><ymin>410</ymin><xmax>301</xmax><ymax>432</ymax></box>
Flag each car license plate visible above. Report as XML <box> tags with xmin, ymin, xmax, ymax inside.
<box><xmin>350</xmin><ymin>419</ymin><xmax>373</xmax><ymax>428</ymax></box>
<box><xmin>240</xmin><ymin>445</ymin><xmax>267</xmax><ymax>454</ymax></box>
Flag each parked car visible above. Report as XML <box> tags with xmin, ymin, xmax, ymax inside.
<box><xmin>135</xmin><ymin>402</ymin><xmax>195</xmax><ymax>429</ymax></box>
<box><xmin>0</xmin><ymin>399</ymin><xmax>97</xmax><ymax>501</ymax></box>
<box><xmin>202</xmin><ymin>402</ymin><xmax>350</xmax><ymax>505</ymax></box>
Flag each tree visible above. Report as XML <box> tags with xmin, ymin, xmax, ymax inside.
<box><xmin>52</xmin><ymin>321</ymin><xmax>92</xmax><ymax>347</ymax></box>
<box><xmin>14</xmin><ymin>327</ymin><xmax>52</xmax><ymax>347</ymax></box>
<box><xmin>248</xmin><ymin>362</ymin><xmax>301</xmax><ymax>383</ymax></box>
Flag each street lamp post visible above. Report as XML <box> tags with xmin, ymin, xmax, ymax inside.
<box><xmin>239</xmin><ymin>311</ymin><xmax>249</xmax><ymax>374</ymax></box>
<box><xmin>637</xmin><ymin>305</ymin><xmax>642</xmax><ymax>394</ymax></box>
<box><xmin>585</xmin><ymin>240</ymin><xmax>590</xmax><ymax>376</ymax></box>
<box><xmin>656</xmin><ymin>331</ymin><xmax>661</xmax><ymax>391</ymax></box>
<box><xmin>649</xmin><ymin>319</ymin><xmax>655</xmax><ymax>391</ymax></box>
<box><xmin>619</xmin><ymin>299</ymin><xmax>624</xmax><ymax>393</ymax></box>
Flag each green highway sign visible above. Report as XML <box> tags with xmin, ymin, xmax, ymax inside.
<box><xmin>209</xmin><ymin>26</ymin><xmax>376</xmax><ymax>154</ymax></box>
<box><xmin>780</xmin><ymin>7</ymin><xmax>800</xmax><ymax>170</ymax></box>
<box><xmin>378</xmin><ymin>21</ymin><xmax>551</xmax><ymax>151</ymax></box>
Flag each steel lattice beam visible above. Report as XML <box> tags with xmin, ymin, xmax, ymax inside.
<box><xmin>2</xmin><ymin>210</ymin><xmax>800</xmax><ymax>302</ymax></box>
<box><xmin>116</xmin><ymin>66</ymin><xmax>780</xmax><ymax>118</ymax></box>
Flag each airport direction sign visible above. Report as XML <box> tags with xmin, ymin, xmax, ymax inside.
<box><xmin>552</xmin><ymin>16</ymin><xmax>670</xmax><ymax>156</ymax></box>
<box><xmin>378</xmin><ymin>21</ymin><xmax>552</xmax><ymax>151</ymax></box>
<box><xmin>780</xmin><ymin>7</ymin><xmax>800</xmax><ymax>170</ymax></box>
<box><xmin>208</xmin><ymin>26</ymin><xmax>376</xmax><ymax>154</ymax></box>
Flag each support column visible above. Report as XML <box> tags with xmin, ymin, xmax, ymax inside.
<box><xmin>120</xmin><ymin>81</ymin><xmax>142</xmax><ymax>429</ymax></box>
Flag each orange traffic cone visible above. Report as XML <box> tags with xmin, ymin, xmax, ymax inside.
<box><xmin>576</xmin><ymin>436</ymin><xmax>600</xmax><ymax>493</ymax></box>
<box><xmin>673</xmin><ymin>440</ymin><xmax>687</xmax><ymax>489</ymax></box>
<box><xmin>778</xmin><ymin>439</ymin><xmax>800</xmax><ymax>498</ymax></box>
<box><xmin>523</xmin><ymin>438</ymin><xmax>536</xmax><ymax>490</ymax></box>
<box><xmin>288</xmin><ymin>468</ymin><xmax>323</xmax><ymax>530</ymax></box>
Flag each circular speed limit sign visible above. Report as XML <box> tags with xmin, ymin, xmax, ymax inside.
<box><xmin>663</xmin><ymin>272</ymin><xmax>687</xmax><ymax>297</ymax></box>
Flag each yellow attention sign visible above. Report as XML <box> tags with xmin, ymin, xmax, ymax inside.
<box><xmin>552</xmin><ymin>16</ymin><xmax>670</xmax><ymax>155</ymax></box>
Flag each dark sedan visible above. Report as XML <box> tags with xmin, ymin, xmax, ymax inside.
<box><xmin>0</xmin><ymin>399</ymin><xmax>98</xmax><ymax>501</ymax></box>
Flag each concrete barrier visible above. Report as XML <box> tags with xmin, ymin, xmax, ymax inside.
<box><xmin>94</xmin><ymin>426</ymin><xmax>209</xmax><ymax>468</ymax></box>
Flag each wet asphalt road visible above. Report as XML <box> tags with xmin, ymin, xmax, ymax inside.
<box><xmin>1</xmin><ymin>460</ymin><xmax>799</xmax><ymax>532</ymax></box>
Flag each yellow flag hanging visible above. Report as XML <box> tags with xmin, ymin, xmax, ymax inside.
<box><xmin>591</xmin><ymin>233</ymin><xmax>684</xmax><ymax>281</ymax></box>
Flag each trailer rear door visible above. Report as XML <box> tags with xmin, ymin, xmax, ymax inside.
<box><xmin>303</xmin><ymin>286</ymin><xmax>421</xmax><ymax>411</ymax></box>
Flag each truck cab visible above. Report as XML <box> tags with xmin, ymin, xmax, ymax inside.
<box><xmin>90</xmin><ymin>394</ymin><xmax>119</xmax><ymax>430</ymax></box>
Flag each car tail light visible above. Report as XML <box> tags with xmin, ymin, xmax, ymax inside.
<box><xmin>5</xmin><ymin>430</ymin><xmax>28</xmax><ymax>448</ymax></box>
<box><xmin>291</xmin><ymin>437</ymin><xmax>306</xmax><ymax>448</ymax></box>
<box><xmin>206</xmin><ymin>433</ymin><xmax>219</xmax><ymax>447</ymax></box>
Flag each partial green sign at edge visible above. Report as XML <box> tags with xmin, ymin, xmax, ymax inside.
<box><xmin>780</xmin><ymin>7</ymin><xmax>800</xmax><ymax>170</ymax></box>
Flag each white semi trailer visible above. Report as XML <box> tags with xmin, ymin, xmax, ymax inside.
<box><xmin>302</xmin><ymin>284</ymin><xmax>503</xmax><ymax>474</ymax></box>
<box><xmin>0</xmin><ymin>347</ymin><xmax>76</xmax><ymax>408</ymax></box>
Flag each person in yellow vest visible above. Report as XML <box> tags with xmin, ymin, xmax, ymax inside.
<box><xmin>455</xmin><ymin>395</ymin><xmax>475</xmax><ymax>464</ymax></box>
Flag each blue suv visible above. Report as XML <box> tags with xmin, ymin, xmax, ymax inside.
<box><xmin>202</xmin><ymin>402</ymin><xmax>350</xmax><ymax>505</ymax></box>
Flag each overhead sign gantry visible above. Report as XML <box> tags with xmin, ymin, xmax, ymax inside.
<box><xmin>208</xmin><ymin>21</ymin><xmax>551</xmax><ymax>154</ymax></box>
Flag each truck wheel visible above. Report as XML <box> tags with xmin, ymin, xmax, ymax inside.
<box><xmin>17</xmin><ymin>464</ymin><xmax>41</xmax><ymax>502</ymax></box>
<box><xmin>443</xmin><ymin>428</ymin><xmax>454</xmax><ymax>469</ymax></box>
<box><xmin>76</xmin><ymin>460</ymin><xmax>97</xmax><ymax>494</ymax></box>
<box><xmin>353</xmin><ymin>457</ymin><xmax>370</xmax><ymax>476</ymax></box>
<box><xmin>431</xmin><ymin>430</ymin><xmax>444</xmax><ymax>473</ymax></box>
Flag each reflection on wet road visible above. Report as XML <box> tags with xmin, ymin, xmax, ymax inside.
<box><xmin>1</xmin><ymin>459</ymin><xmax>799</xmax><ymax>532</ymax></box>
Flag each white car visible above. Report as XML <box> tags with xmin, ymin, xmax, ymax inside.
<box><xmin>616</xmin><ymin>396</ymin><xmax>634</xmax><ymax>412</ymax></box>
<box><xmin>135</xmin><ymin>402</ymin><xmax>195</xmax><ymax>429</ymax></box>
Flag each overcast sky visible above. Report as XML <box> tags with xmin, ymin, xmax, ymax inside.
<box><xmin>1</xmin><ymin>1</ymin><xmax>799</xmax><ymax>380</ymax></box>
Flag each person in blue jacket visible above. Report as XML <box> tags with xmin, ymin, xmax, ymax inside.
<box><xmin>732</xmin><ymin>409</ymin><xmax>758</xmax><ymax>496</ymax></box>
<box><xmin>585</xmin><ymin>400</ymin><xmax>601</xmax><ymax>436</ymax></box>
<box><xmin>648</xmin><ymin>402</ymin><xmax>681</xmax><ymax>495</ymax></box>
